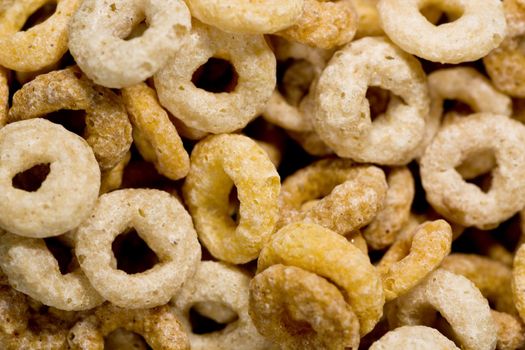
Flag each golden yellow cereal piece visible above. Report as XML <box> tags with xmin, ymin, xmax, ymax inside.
<box><xmin>0</xmin><ymin>67</ymin><xmax>7</xmax><ymax>128</ymax></box>
<box><xmin>99</xmin><ymin>152</ymin><xmax>131</xmax><ymax>195</ymax></box>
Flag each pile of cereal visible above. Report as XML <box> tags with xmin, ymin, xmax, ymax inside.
<box><xmin>0</xmin><ymin>0</ymin><xmax>524</xmax><ymax>349</ymax></box>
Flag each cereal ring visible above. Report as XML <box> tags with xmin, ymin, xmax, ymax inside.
<box><xmin>484</xmin><ymin>0</ymin><xmax>525</xmax><ymax>97</ymax></box>
<box><xmin>313</xmin><ymin>37</ymin><xmax>429</xmax><ymax>165</ymax></box>
<box><xmin>354</xmin><ymin>0</ymin><xmax>383</xmax><ymax>38</ymax></box>
<box><xmin>388</xmin><ymin>269</ymin><xmax>497</xmax><ymax>350</ymax></box>
<box><xmin>122</xmin><ymin>83</ymin><xmax>190</xmax><ymax>180</ymax></box>
<box><xmin>419</xmin><ymin>67</ymin><xmax>512</xmax><ymax>161</ymax></box>
<box><xmin>0</xmin><ymin>119</ymin><xmax>100</xmax><ymax>238</ymax></box>
<box><xmin>363</xmin><ymin>167</ymin><xmax>415</xmax><ymax>250</ymax></box>
<box><xmin>155</xmin><ymin>21</ymin><xmax>276</xmax><ymax>134</ymax></box>
<box><xmin>0</xmin><ymin>67</ymin><xmax>8</xmax><ymax>128</ymax></box>
<box><xmin>8</xmin><ymin>67</ymin><xmax>132</xmax><ymax>170</ymax></box>
<box><xmin>441</xmin><ymin>254</ymin><xmax>515</xmax><ymax>314</ymax></box>
<box><xmin>186</xmin><ymin>0</ymin><xmax>304</xmax><ymax>34</ymax></box>
<box><xmin>249</xmin><ymin>264</ymin><xmax>360</xmax><ymax>349</ymax></box>
<box><xmin>512</xmin><ymin>244</ymin><xmax>525</xmax><ymax>322</ymax></box>
<box><xmin>258</xmin><ymin>222</ymin><xmax>385</xmax><ymax>335</ymax></box>
<box><xmin>182</xmin><ymin>134</ymin><xmax>280</xmax><ymax>264</ymax></box>
<box><xmin>378</xmin><ymin>0</ymin><xmax>506</xmax><ymax>63</ymax></box>
<box><xmin>174</xmin><ymin>261</ymin><xmax>272</xmax><ymax>350</ymax></box>
<box><xmin>0</xmin><ymin>0</ymin><xmax>80</xmax><ymax>71</ymax></box>
<box><xmin>0</xmin><ymin>231</ymin><xmax>104</xmax><ymax>311</ymax></box>
<box><xmin>277</xmin><ymin>0</ymin><xmax>358</xmax><ymax>49</ymax></box>
<box><xmin>420</xmin><ymin>113</ymin><xmax>525</xmax><ymax>229</ymax></box>
<box><xmin>491</xmin><ymin>311</ymin><xmax>525</xmax><ymax>350</ymax></box>
<box><xmin>75</xmin><ymin>189</ymin><xmax>201</xmax><ymax>308</ymax></box>
<box><xmin>99</xmin><ymin>152</ymin><xmax>130</xmax><ymax>195</ymax></box>
<box><xmin>278</xmin><ymin>159</ymin><xmax>387</xmax><ymax>235</ymax></box>
<box><xmin>69</xmin><ymin>0</ymin><xmax>191</xmax><ymax>88</ymax></box>
<box><xmin>377</xmin><ymin>220</ymin><xmax>452</xmax><ymax>301</ymax></box>
<box><xmin>68</xmin><ymin>304</ymin><xmax>189</xmax><ymax>350</ymax></box>
<box><xmin>369</xmin><ymin>326</ymin><xmax>460</xmax><ymax>350</ymax></box>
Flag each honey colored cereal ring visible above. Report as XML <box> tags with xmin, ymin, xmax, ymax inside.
<box><xmin>122</xmin><ymin>83</ymin><xmax>190</xmax><ymax>180</ymax></box>
<box><xmin>418</xmin><ymin>67</ymin><xmax>512</xmax><ymax>161</ymax></box>
<box><xmin>99</xmin><ymin>152</ymin><xmax>130</xmax><ymax>195</ymax></box>
<box><xmin>0</xmin><ymin>67</ymin><xmax>8</xmax><ymax>128</ymax></box>
<box><xmin>278</xmin><ymin>159</ymin><xmax>387</xmax><ymax>235</ymax></box>
<box><xmin>491</xmin><ymin>311</ymin><xmax>525</xmax><ymax>350</ymax></box>
<box><xmin>388</xmin><ymin>269</ymin><xmax>497</xmax><ymax>350</ymax></box>
<box><xmin>174</xmin><ymin>261</ymin><xmax>273</xmax><ymax>350</ymax></box>
<box><xmin>277</xmin><ymin>0</ymin><xmax>358</xmax><ymax>49</ymax></box>
<box><xmin>363</xmin><ymin>167</ymin><xmax>415</xmax><ymax>250</ymax></box>
<box><xmin>369</xmin><ymin>326</ymin><xmax>460</xmax><ymax>350</ymax></box>
<box><xmin>483</xmin><ymin>0</ymin><xmax>525</xmax><ymax>97</ymax></box>
<box><xmin>182</xmin><ymin>134</ymin><xmax>280</xmax><ymax>264</ymax></box>
<box><xmin>155</xmin><ymin>20</ymin><xmax>276</xmax><ymax>134</ymax></box>
<box><xmin>249</xmin><ymin>264</ymin><xmax>360</xmax><ymax>349</ymax></box>
<box><xmin>0</xmin><ymin>0</ymin><xmax>81</xmax><ymax>72</ymax></box>
<box><xmin>69</xmin><ymin>0</ymin><xmax>191</xmax><ymax>88</ymax></box>
<box><xmin>377</xmin><ymin>220</ymin><xmax>452</xmax><ymax>301</ymax></box>
<box><xmin>75</xmin><ymin>189</ymin><xmax>201</xmax><ymax>308</ymax></box>
<box><xmin>313</xmin><ymin>37</ymin><xmax>429</xmax><ymax>165</ymax></box>
<box><xmin>441</xmin><ymin>254</ymin><xmax>515</xmax><ymax>314</ymax></box>
<box><xmin>0</xmin><ymin>119</ymin><xmax>100</xmax><ymax>238</ymax></box>
<box><xmin>68</xmin><ymin>304</ymin><xmax>189</xmax><ymax>350</ymax></box>
<box><xmin>8</xmin><ymin>67</ymin><xmax>132</xmax><ymax>170</ymax></box>
<box><xmin>378</xmin><ymin>0</ymin><xmax>506</xmax><ymax>63</ymax></box>
<box><xmin>258</xmin><ymin>222</ymin><xmax>385</xmax><ymax>335</ymax></box>
<box><xmin>0</xmin><ymin>231</ymin><xmax>104</xmax><ymax>311</ymax></box>
<box><xmin>186</xmin><ymin>0</ymin><xmax>304</xmax><ymax>34</ymax></box>
<box><xmin>420</xmin><ymin>113</ymin><xmax>525</xmax><ymax>229</ymax></box>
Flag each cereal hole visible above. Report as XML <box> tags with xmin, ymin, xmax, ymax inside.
<box><xmin>189</xmin><ymin>302</ymin><xmax>238</xmax><ymax>334</ymax></box>
<box><xmin>44</xmin><ymin>237</ymin><xmax>75</xmax><ymax>275</ymax></box>
<box><xmin>281</xmin><ymin>309</ymin><xmax>315</xmax><ymax>337</ymax></box>
<box><xmin>228</xmin><ymin>186</ymin><xmax>240</xmax><ymax>224</ymax></box>
<box><xmin>125</xmin><ymin>20</ymin><xmax>148</xmax><ymax>41</ymax></box>
<box><xmin>442</xmin><ymin>99</ymin><xmax>475</xmax><ymax>117</ymax></box>
<box><xmin>12</xmin><ymin>163</ymin><xmax>51</xmax><ymax>192</ymax></box>
<box><xmin>366</xmin><ymin>86</ymin><xmax>391</xmax><ymax>122</ymax></box>
<box><xmin>277</xmin><ymin>59</ymin><xmax>315</xmax><ymax>106</ymax></box>
<box><xmin>419</xmin><ymin>2</ymin><xmax>464</xmax><ymax>26</ymax></box>
<box><xmin>112</xmin><ymin>228</ymin><xmax>159</xmax><ymax>274</ymax></box>
<box><xmin>104</xmin><ymin>328</ymin><xmax>151</xmax><ymax>350</ymax></box>
<box><xmin>455</xmin><ymin>149</ymin><xmax>496</xmax><ymax>193</ymax></box>
<box><xmin>191</xmin><ymin>57</ymin><xmax>239</xmax><ymax>93</ymax></box>
<box><xmin>21</xmin><ymin>1</ymin><xmax>57</xmax><ymax>31</ymax></box>
<box><xmin>45</xmin><ymin>110</ymin><xmax>87</xmax><ymax>136</ymax></box>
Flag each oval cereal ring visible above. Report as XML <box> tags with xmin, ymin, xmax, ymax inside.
<box><xmin>8</xmin><ymin>67</ymin><xmax>132</xmax><ymax>170</ymax></box>
<box><xmin>0</xmin><ymin>231</ymin><xmax>104</xmax><ymax>311</ymax></box>
<box><xmin>69</xmin><ymin>0</ymin><xmax>191</xmax><ymax>88</ymax></box>
<box><xmin>75</xmin><ymin>189</ymin><xmax>201</xmax><ymax>308</ymax></box>
<box><xmin>0</xmin><ymin>0</ymin><xmax>80</xmax><ymax>72</ymax></box>
<box><xmin>278</xmin><ymin>159</ymin><xmax>387</xmax><ymax>235</ymax></box>
<box><xmin>155</xmin><ymin>20</ymin><xmax>276</xmax><ymax>134</ymax></box>
<box><xmin>0</xmin><ymin>67</ymin><xmax>8</xmax><ymax>128</ymax></box>
<box><xmin>491</xmin><ymin>310</ymin><xmax>525</xmax><ymax>350</ymax></box>
<box><xmin>484</xmin><ymin>0</ymin><xmax>525</xmax><ymax>97</ymax></box>
<box><xmin>378</xmin><ymin>0</ymin><xmax>506</xmax><ymax>63</ymax></box>
<box><xmin>441</xmin><ymin>254</ymin><xmax>515</xmax><ymax>314</ymax></box>
<box><xmin>421</xmin><ymin>113</ymin><xmax>525</xmax><ymax>229</ymax></box>
<box><xmin>182</xmin><ymin>134</ymin><xmax>280</xmax><ymax>264</ymax></box>
<box><xmin>68</xmin><ymin>304</ymin><xmax>189</xmax><ymax>350</ymax></box>
<box><xmin>122</xmin><ymin>83</ymin><xmax>190</xmax><ymax>180</ymax></box>
<box><xmin>418</xmin><ymin>67</ymin><xmax>512</xmax><ymax>161</ymax></box>
<box><xmin>363</xmin><ymin>167</ymin><xmax>415</xmax><ymax>250</ymax></box>
<box><xmin>258</xmin><ymin>222</ymin><xmax>385</xmax><ymax>335</ymax></box>
<box><xmin>186</xmin><ymin>0</ymin><xmax>304</xmax><ymax>34</ymax></box>
<box><xmin>249</xmin><ymin>264</ymin><xmax>360</xmax><ymax>349</ymax></box>
<box><xmin>0</xmin><ymin>119</ymin><xmax>100</xmax><ymax>238</ymax></box>
<box><xmin>377</xmin><ymin>220</ymin><xmax>452</xmax><ymax>301</ymax></box>
<box><xmin>388</xmin><ymin>269</ymin><xmax>497</xmax><ymax>350</ymax></box>
<box><xmin>313</xmin><ymin>37</ymin><xmax>429</xmax><ymax>165</ymax></box>
<box><xmin>277</xmin><ymin>0</ymin><xmax>358</xmax><ymax>49</ymax></box>
<box><xmin>369</xmin><ymin>326</ymin><xmax>460</xmax><ymax>350</ymax></box>
<box><xmin>174</xmin><ymin>261</ymin><xmax>272</xmax><ymax>350</ymax></box>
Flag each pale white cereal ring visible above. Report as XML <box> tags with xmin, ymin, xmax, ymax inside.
<box><xmin>0</xmin><ymin>119</ymin><xmax>100</xmax><ymax>238</ymax></box>
<box><xmin>185</xmin><ymin>0</ymin><xmax>304</xmax><ymax>34</ymax></box>
<box><xmin>378</xmin><ymin>0</ymin><xmax>506</xmax><ymax>63</ymax></box>
<box><xmin>173</xmin><ymin>261</ymin><xmax>272</xmax><ymax>350</ymax></box>
<box><xmin>421</xmin><ymin>113</ymin><xmax>525</xmax><ymax>229</ymax></box>
<box><xmin>155</xmin><ymin>20</ymin><xmax>276</xmax><ymax>134</ymax></box>
<box><xmin>370</xmin><ymin>326</ymin><xmax>460</xmax><ymax>350</ymax></box>
<box><xmin>69</xmin><ymin>0</ymin><xmax>191</xmax><ymax>88</ymax></box>
<box><xmin>313</xmin><ymin>37</ymin><xmax>429</xmax><ymax>165</ymax></box>
<box><xmin>75</xmin><ymin>189</ymin><xmax>201</xmax><ymax>308</ymax></box>
<box><xmin>0</xmin><ymin>231</ymin><xmax>104</xmax><ymax>311</ymax></box>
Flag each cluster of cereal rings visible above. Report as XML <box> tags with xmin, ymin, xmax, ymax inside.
<box><xmin>0</xmin><ymin>0</ymin><xmax>524</xmax><ymax>349</ymax></box>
